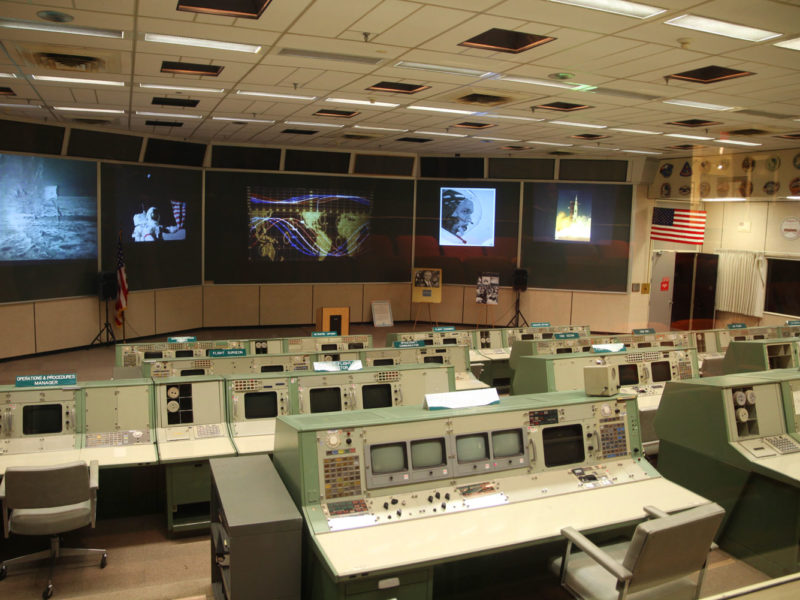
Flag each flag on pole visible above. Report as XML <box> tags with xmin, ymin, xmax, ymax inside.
<box><xmin>651</xmin><ymin>207</ymin><xmax>706</xmax><ymax>245</ymax></box>
<box><xmin>114</xmin><ymin>232</ymin><xmax>129</xmax><ymax>326</ymax></box>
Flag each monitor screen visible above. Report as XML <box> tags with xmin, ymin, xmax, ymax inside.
<box><xmin>180</xmin><ymin>369</ymin><xmax>205</xmax><ymax>376</ymax></box>
<box><xmin>442</xmin><ymin>338</ymin><xmax>457</xmax><ymax>345</ymax></box>
<box><xmin>491</xmin><ymin>429</ymin><xmax>524</xmax><ymax>458</ymax></box>
<box><xmin>260</xmin><ymin>364</ymin><xmax>284</xmax><ymax>373</ymax></box>
<box><xmin>176</xmin><ymin>350</ymin><xmax>194</xmax><ymax>358</ymax></box>
<box><xmin>521</xmin><ymin>333</ymin><xmax>534</xmax><ymax>340</ymax></box>
<box><xmin>370</xmin><ymin>442</ymin><xmax>408</xmax><ymax>474</ymax></box>
<box><xmin>456</xmin><ymin>433</ymin><xmax>489</xmax><ymax>463</ymax></box>
<box><xmin>753</xmin><ymin>335</ymin><xmax>765</xmax><ymax>340</ymax></box>
<box><xmin>422</xmin><ymin>339</ymin><xmax>433</xmax><ymax>346</ymax></box>
<box><xmin>321</xmin><ymin>343</ymin><xmax>338</xmax><ymax>351</ymax></box>
<box><xmin>144</xmin><ymin>351</ymin><xmax>163</xmax><ymax>359</ymax></box>
<box><xmin>542</xmin><ymin>424</ymin><xmax>585</xmax><ymax>468</ymax></box>
<box><xmin>348</xmin><ymin>342</ymin><xmax>364</xmax><ymax>349</ymax></box>
<box><xmin>410</xmin><ymin>438</ymin><xmax>446</xmax><ymax>469</ymax></box>
<box><xmin>423</xmin><ymin>355</ymin><xmax>444</xmax><ymax>364</ymax></box>
<box><xmin>373</xmin><ymin>358</ymin><xmax>395</xmax><ymax>366</ymax></box>
<box><xmin>618</xmin><ymin>363</ymin><xmax>639</xmax><ymax>386</ymax></box>
<box><xmin>554</xmin><ymin>190</ymin><xmax>592</xmax><ymax>243</ymax></box>
<box><xmin>660</xmin><ymin>341</ymin><xmax>674</xmax><ymax>347</ymax></box>
<box><xmin>638</xmin><ymin>342</ymin><xmax>652</xmax><ymax>348</ymax></box>
<box><xmin>22</xmin><ymin>404</ymin><xmax>62</xmax><ymax>435</ymax></box>
<box><xmin>651</xmin><ymin>361</ymin><xmax>672</xmax><ymax>383</ymax></box>
<box><xmin>439</xmin><ymin>187</ymin><xmax>496</xmax><ymax>247</ymax></box>
<box><xmin>362</xmin><ymin>383</ymin><xmax>392</xmax><ymax>409</ymax></box>
<box><xmin>556</xmin><ymin>347</ymin><xmax>572</xmax><ymax>354</ymax></box>
<box><xmin>244</xmin><ymin>392</ymin><xmax>278</xmax><ymax>419</ymax></box>
<box><xmin>309</xmin><ymin>387</ymin><xmax>342</xmax><ymax>413</ymax></box>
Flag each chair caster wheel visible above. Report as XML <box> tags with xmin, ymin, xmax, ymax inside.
<box><xmin>43</xmin><ymin>583</ymin><xmax>54</xmax><ymax>599</ymax></box>
<box><xmin>100</xmin><ymin>553</ymin><xmax>108</xmax><ymax>569</ymax></box>
<box><xmin>0</xmin><ymin>564</ymin><xmax>6</xmax><ymax>580</ymax></box>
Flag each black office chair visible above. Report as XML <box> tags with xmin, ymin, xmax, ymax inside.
<box><xmin>0</xmin><ymin>460</ymin><xmax>108</xmax><ymax>599</ymax></box>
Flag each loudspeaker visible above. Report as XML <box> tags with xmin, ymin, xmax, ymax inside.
<box><xmin>512</xmin><ymin>269</ymin><xmax>528</xmax><ymax>292</ymax></box>
<box><xmin>97</xmin><ymin>271</ymin><xmax>117</xmax><ymax>300</ymax></box>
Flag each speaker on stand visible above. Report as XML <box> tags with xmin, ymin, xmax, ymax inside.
<box><xmin>92</xmin><ymin>271</ymin><xmax>117</xmax><ymax>345</ymax></box>
<box><xmin>507</xmin><ymin>269</ymin><xmax>529</xmax><ymax>327</ymax></box>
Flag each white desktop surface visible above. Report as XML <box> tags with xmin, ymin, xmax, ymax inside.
<box><xmin>454</xmin><ymin>373</ymin><xmax>490</xmax><ymax>391</ymax></box>
<box><xmin>232</xmin><ymin>434</ymin><xmax>273</xmax><ymax>455</ymax></box>
<box><xmin>310</xmin><ymin>477</ymin><xmax>708</xmax><ymax>579</ymax></box>
<box><xmin>156</xmin><ymin>437</ymin><xmax>236</xmax><ymax>462</ymax></box>
<box><xmin>79</xmin><ymin>445</ymin><xmax>158</xmax><ymax>467</ymax></box>
<box><xmin>0</xmin><ymin>449</ymin><xmax>83</xmax><ymax>474</ymax></box>
<box><xmin>474</xmin><ymin>348</ymin><xmax>511</xmax><ymax>361</ymax></box>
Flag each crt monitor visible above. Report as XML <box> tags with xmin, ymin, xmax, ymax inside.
<box><xmin>309</xmin><ymin>387</ymin><xmax>342</xmax><ymax>413</ymax></box>
<box><xmin>370</xmin><ymin>442</ymin><xmax>408</xmax><ymax>475</ymax></box>
<box><xmin>410</xmin><ymin>438</ymin><xmax>447</xmax><ymax>469</ymax></box>
<box><xmin>22</xmin><ymin>404</ymin><xmax>62</xmax><ymax>435</ymax></box>
<box><xmin>362</xmin><ymin>383</ymin><xmax>392</xmax><ymax>409</ymax></box>
<box><xmin>651</xmin><ymin>360</ymin><xmax>672</xmax><ymax>383</ymax></box>
<box><xmin>491</xmin><ymin>429</ymin><xmax>524</xmax><ymax>458</ymax></box>
<box><xmin>244</xmin><ymin>392</ymin><xmax>278</xmax><ymax>419</ymax></box>
<box><xmin>542</xmin><ymin>424</ymin><xmax>585</xmax><ymax>467</ymax></box>
<box><xmin>373</xmin><ymin>358</ymin><xmax>395</xmax><ymax>367</ymax></box>
<box><xmin>618</xmin><ymin>363</ymin><xmax>639</xmax><ymax>386</ymax></box>
<box><xmin>456</xmin><ymin>433</ymin><xmax>489</xmax><ymax>463</ymax></box>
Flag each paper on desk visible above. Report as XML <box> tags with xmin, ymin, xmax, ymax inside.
<box><xmin>592</xmin><ymin>343</ymin><xmax>626</xmax><ymax>353</ymax></box>
<box><xmin>425</xmin><ymin>388</ymin><xmax>499</xmax><ymax>410</ymax></box>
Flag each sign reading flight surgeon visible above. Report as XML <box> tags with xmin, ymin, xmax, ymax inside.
<box><xmin>16</xmin><ymin>373</ymin><xmax>77</xmax><ymax>388</ymax></box>
<box><xmin>207</xmin><ymin>348</ymin><xmax>246</xmax><ymax>358</ymax></box>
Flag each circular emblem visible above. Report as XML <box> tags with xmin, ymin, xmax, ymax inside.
<box><xmin>717</xmin><ymin>159</ymin><xmax>730</xmax><ymax>172</ymax></box>
<box><xmin>660</xmin><ymin>182</ymin><xmax>671</xmax><ymax>197</ymax></box>
<box><xmin>790</xmin><ymin>177</ymin><xmax>800</xmax><ymax>195</ymax></box>
<box><xmin>738</xmin><ymin>180</ymin><xmax>753</xmax><ymax>197</ymax></box>
<box><xmin>700</xmin><ymin>182</ymin><xmax>711</xmax><ymax>197</ymax></box>
<box><xmin>717</xmin><ymin>181</ymin><xmax>730</xmax><ymax>196</ymax></box>
<box><xmin>781</xmin><ymin>217</ymin><xmax>800</xmax><ymax>240</ymax></box>
<box><xmin>766</xmin><ymin>156</ymin><xmax>781</xmax><ymax>171</ymax></box>
<box><xmin>679</xmin><ymin>185</ymin><xmax>691</xmax><ymax>196</ymax></box>
<box><xmin>763</xmin><ymin>181</ymin><xmax>780</xmax><ymax>195</ymax></box>
<box><xmin>742</xmin><ymin>157</ymin><xmax>755</xmax><ymax>171</ymax></box>
<box><xmin>659</xmin><ymin>163</ymin><xmax>674</xmax><ymax>177</ymax></box>
<box><xmin>700</xmin><ymin>160</ymin><xmax>712</xmax><ymax>173</ymax></box>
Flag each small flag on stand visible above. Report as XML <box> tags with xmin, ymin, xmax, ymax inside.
<box><xmin>651</xmin><ymin>207</ymin><xmax>706</xmax><ymax>245</ymax></box>
<box><xmin>114</xmin><ymin>232</ymin><xmax>129</xmax><ymax>326</ymax></box>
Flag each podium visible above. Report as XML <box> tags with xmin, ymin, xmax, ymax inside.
<box><xmin>315</xmin><ymin>306</ymin><xmax>349</xmax><ymax>335</ymax></box>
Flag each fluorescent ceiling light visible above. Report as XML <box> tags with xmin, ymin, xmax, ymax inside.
<box><xmin>621</xmin><ymin>149</ymin><xmax>662</xmax><ymax>154</ymax></box>
<box><xmin>407</xmin><ymin>105</ymin><xmax>475</xmax><ymax>115</ymax></box>
<box><xmin>140</xmin><ymin>83</ymin><xmax>224</xmax><ymax>93</ymax></box>
<box><xmin>498</xmin><ymin>75</ymin><xmax>595</xmax><ymax>91</ymax></box>
<box><xmin>325</xmin><ymin>98</ymin><xmax>399</xmax><ymax>108</ymax></box>
<box><xmin>775</xmin><ymin>37</ymin><xmax>800</xmax><ymax>51</ymax></box>
<box><xmin>144</xmin><ymin>32</ymin><xmax>261</xmax><ymax>54</ymax></box>
<box><xmin>353</xmin><ymin>125</ymin><xmax>408</xmax><ymax>132</ymax></box>
<box><xmin>787</xmin><ymin>196</ymin><xmax>800</xmax><ymax>200</ymax></box>
<box><xmin>549</xmin><ymin>120</ymin><xmax>607</xmax><ymax>128</ymax></box>
<box><xmin>212</xmin><ymin>116</ymin><xmax>275</xmax><ymax>123</ymax></box>
<box><xmin>0</xmin><ymin>18</ymin><xmax>123</xmax><ymax>39</ymax></box>
<box><xmin>0</xmin><ymin>103</ymin><xmax>41</xmax><ymax>109</ymax></box>
<box><xmin>0</xmin><ymin>73</ymin><xmax>17</xmax><ymax>79</ymax></box>
<box><xmin>414</xmin><ymin>130</ymin><xmax>467</xmax><ymax>137</ymax></box>
<box><xmin>610</xmin><ymin>127</ymin><xmax>661</xmax><ymax>135</ymax></box>
<box><xmin>702</xmin><ymin>197</ymin><xmax>746</xmax><ymax>202</ymax></box>
<box><xmin>664</xmin><ymin>133</ymin><xmax>713</xmax><ymax>140</ymax></box>
<box><xmin>54</xmin><ymin>106</ymin><xmax>124</xmax><ymax>114</ymax></box>
<box><xmin>237</xmin><ymin>90</ymin><xmax>316</xmax><ymax>101</ymax></box>
<box><xmin>580</xmin><ymin>145</ymin><xmax>619</xmax><ymax>150</ymax></box>
<box><xmin>394</xmin><ymin>61</ymin><xmax>494</xmax><ymax>78</ymax></box>
<box><xmin>663</xmin><ymin>99</ymin><xmax>735</xmax><ymax>111</ymax></box>
<box><xmin>527</xmin><ymin>141</ymin><xmax>573</xmax><ymax>146</ymax></box>
<box><xmin>665</xmin><ymin>15</ymin><xmax>780</xmax><ymax>42</ymax></box>
<box><xmin>548</xmin><ymin>0</ymin><xmax>665</xmax><ymax>19</ymax></box>
<box><xmin>32</xmin><ymin>75</ymin><xmax>124</xmax><ymax>87</ymax></box>
<box><xmin>136</xmin><ymin>111</ymin><xmax>202</xmax><ymax>119</ymax></box>
<box><xmin>716</xmin><ymin>139</ymin><xmax>762</xmax><ymax>147</ymax></box>
<box><xmin>284</xmin><ymin>121</ymin><xmax>344</xmax><ymax>128</ymax></box>
<box><xmin>483</xmin><ymin>114</ymin><xmax>544</xmax><ymax>122</ymax></box>
<box><xmin>473</xmin><ymin>136</ymin><xmax>521</xmax><ymax>142</ymax></box>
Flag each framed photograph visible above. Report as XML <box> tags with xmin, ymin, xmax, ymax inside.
<box><xmin>412</xmin><ymin>267</ymin><xmax>442</xmax><ymax>303</ymax></box>
<box><xmin>476</xmin><ymin>272</ymin><xmax>499</xmax><ymax>305</ymax></box>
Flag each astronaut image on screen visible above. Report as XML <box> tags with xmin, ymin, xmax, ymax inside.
<box><xmin>554</xmin><ymin>191</ymin><xmax>592</xmax><ymax>243</ymax></box>
<box><xmin>131</xmin><ymin>200</ymin><xmax>187</xmax><ymax>242</ymax></box>
<box><xmin>439</xmin><ymin>187</ymin><xmax>495</xmax><ymax>247</ymax></box>
<box><xmin>248</xmin><ymin>189</ymin><xmax>371</xmax><ymax>262</ymax></box>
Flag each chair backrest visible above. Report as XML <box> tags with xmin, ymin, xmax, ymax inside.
<box><xmin>4</xmin><ymin>461</ymin><xmax>90</xmax><ymax>510</ymax></box>
<box><xmin>622</xmin><ymin>503</ymin><xmax>724</xmax><ymax>594</ymax></box>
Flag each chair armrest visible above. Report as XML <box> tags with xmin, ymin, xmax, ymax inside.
<box><xmin>643</xmin><ymin>505</ymin><xmax>669</xmax><ymax>519</ymax></box>
<box><xmin>0</xmin><ymin>475</ymin><xmax>5</xmax><ymax>500</ymax></box>
<box><xmin>89</xmin><ymin>460</ymin><xmax>99</xmax><ymax>490</ymax></box>
<box><xmin>561</xmin><ymin>527</ymin><xmax>632</xmax><ymax>582</ymax></box>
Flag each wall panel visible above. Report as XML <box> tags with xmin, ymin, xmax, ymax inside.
<box><xmin>114</xmin><ymin>290</ymin><xmax>156</xmax><ymax>339</ymax></box>
<box><xmin>0</xmin><ymin>303</ymin><xmax>35</xmax><ymax>359</ymax></box>
<box><xmin>461</xmin><ymin>286</ymin><xmax>515</xmax><ymax>326</ymax></box>
<box><xmin>260</xmin><ymin>284</ymin><xmax>313</xmax><ymax>325</ymax></box>
<box><xmin>428</xmin><ymin>285</ymin><xmax>464</xmax><ymax>324</ymax></box>
<box><xmin>362</xmin><ymin>283</ymin><xmax>411</xmax><ymax>323</ymax></box>
<box><xmin>34</xmin><ymin>297</ymin><xmax>100</xmax><ymax>353</ymax></box>
<box><xmin>572</xmin><ymin>292</ymin><xmax>629</xmax><ymax>333</ymax></box>
<box><xmin>155</xmin><ymin>287</ymin><xmax>203</xmax><ymax>334</ymax></box>
<box><xmin>203</xmin><ymin>285</ymin><xmax>259</xmax><ymax>327</ymax></box>
<box><xmin>313</xmin><ymin>284</ymin><xmax>363</xmax><ymax>325</ymax></box>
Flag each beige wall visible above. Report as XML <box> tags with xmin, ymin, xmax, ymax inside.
<box><xmin>0</xmin><ymin>303</ymin><xmax>35</xmax><ymax>359</ymax></box>
<box><xmin>34</xmin><ymin>296</ymin><xmax>100</xmax><ymax>354</ymax></box>
<box><xmin>203</xmin><ymin>285</ymin><xmax>260</xmax><ymax>327</ymax></box>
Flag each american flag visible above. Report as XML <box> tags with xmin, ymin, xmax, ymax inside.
<box><xmin>171</xmin><ymin>200</ymin><xmax>186</xmax><ymax>230</ymax></box>
<box><xmin>114</xmin><ymin>232</ymin><xmax>129</xmax><ymax>327</ymax></box>
<box><xmin>651</xmin><ymin>207</ymin><xmax>706</xmax><ymax>245</ymax></box>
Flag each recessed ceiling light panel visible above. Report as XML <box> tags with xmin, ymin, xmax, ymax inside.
<box><xmin>549</xmin><ymin>120</ymin><xmax>606</xmax><ymax>128</ymax></box>
<box><xmin>144</xmin><ymin>33</ymin><xmax>261</xmax><ymax>54</ymax></box>
<box><xmin>237</xmin><ymin>90</ymin><xmax>316</xmax><ymax>101</ymax></box>
<box><xmin>394</xmin><ymin>61</ymin><xmax>494</xmax><ymax>78</ymax></box>
<box><xmin>775</xmin><ymin>37</ymin><xmax>800</xmax><ymax>51</ymax></box>
<box><xmin>0</xmin><ymin>18</ymin><xmax>123</xmax><ymax>38</ymax></box>
<box><xmin>663</xmin><ymin>99</ymin><xmax>735</xmax><ymax>111</ymax></box>
<box><xmin>54</xmin><ymin>106</ymin><xmax>124</xmax><ymax>114</ymax></box>
<box><xmin>135</xmin><ymin>111</ymin><xmax>202</xmax><ymax>119</ymax></box>
<box><xmin>140</xmin><ymin>83</ymin><xmax>224</xmax><ymax>93</ymax></box>
<box><xmin>407</xmin><ymin>105</ymin><xmax>475</xmax><ymax>115</ymax></box>
<box><xmin>32</xmin><ymin>75</ymin><xmax>124</xmax><ymax>86</ymax></box>
<box><xmin>325</xmin><ymin>97</ymin><xmax>398</xmax><ymax>108</ymax></box>
<box><xmin>548</xmin><ymin>0</ymin><xmax>666</xmax><ymax>19</ymax></box>
<box><xmin>665</xmin><ymin>14</ymin><xmax>780</xmax><ymax>42</ymax></box>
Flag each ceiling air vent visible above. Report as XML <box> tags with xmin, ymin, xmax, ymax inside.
<box><xmin>775</xmin><ymin>133</ymin><xmax>800</xmax><ymax>140</ymax></box>
<box><xmin>9</xmin><ymin>42</ymin><xmax>122</xmax><ymax>73</ymax></box>
<box><xmin>736</xmin><ymin>109</ymin><xmax>795</xmax><ymax>120</ymax></box>
<box><xmin>278</xmin><ymin>47</ymin><xmax>382</xmax><ymax>65</ymax></box>
<box><xmin>153</xmin><ymin>97</ymin><xmax>200</xmax><ymax>108</ymax></box>
<box><xmin>343</xmin><ymin>133</ymin><xmax>375</xmax><ymax>140</ymax></box>
<box><xmin>161</xmin><ymin>61</ymin><xmax>223</xmax><ymax>76</ymax></box>
<box><xmin>36</xmin><ymin>51</ymin><xmax>103</xmax><ymax>71</ymax></box>
<box><xmin>146</xmin><ymin>120</ymin><xmax>183</xmax><ymax>127</ymax></box>
<box><xmin>282</xmin><ymin>128</ymin><xmax>317</xmax><ymax>135</ymax></box>
<box><xmin>454</xmin><ymin>122</ymin><xmax>493</xmax><ymax>129</ymax></box>
<box><xmin>459</xmin><ymin>28</ymin><xmax>555</xmax><ymax>54</ymax></box>
<box><xmin>177</xmin><ymin>0</ymin><xmax>272</xmax><ymax>19</ymax></box>
<box><xmin>669</xmin><ymin>65</ymin><xmax>753</xmax><ymax>84</ymax></box>
<box><xmin>397</xmin><ymin>137</ymin><xmax>431</xmax><ymax>143</ymax></box>
<box><xmin>314</xmin><ymin>108</ymin><xmax>358</xmax><ymax>118</ymax></box>
<box><xmin>666</xmin><ymin>144</ymin><xmax>704</xmax><ymax>150</ymax></box>
<box><xmin>71</xmin><ymin>118</ymin><xmax>114</xmax><ymax>125</ymax></box>
<box><xmin>0</xmin><ymin>87</ymin><xmax>15</xmax><ymax>96</ymax></box>
<box><xmin>456</xmin><ymin>93</ymin><xmax>512</xmax><ymax>106</ymax></box>
<box><xmin>725</xmin><ymin>128</ymin><xmax>769</xmax><ymax>136</ymax></box>
<box><xmin>571</xmin><ymin>133</ymin><xmax>608</xmax><ymax>140</ymax></box>
<box><xmin>500</xmin><ymin>145</ymin><xmax>529</xmax><ymax>150</ymax></box>
<box><xmin>537</xmin><ymin>102</ymin><xmax>590</xmax><ymax>111</ymax></box>
<box><xmin>367</xmin><ymin>81</ymin><xmax>429</xmax><ymax>94</ymax></box>
<box><xmin>666</xmin><ymin>119</ymin><xmax>721</xmax><ymax>127</ymax></box>
<box><xmin>549</xmin><ymin>151</ymin><xmax>573</xmax><ymax>155</ymax></box>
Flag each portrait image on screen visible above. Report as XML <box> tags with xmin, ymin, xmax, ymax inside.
<box><xmin>456</xmin><ymin>433</ymin><xmax>489</xmax><ymax>463</ymax></box>
<box><xmin>370</xmin><ymin>442</ymin><xmax>408</xmax><ymax>474</ymax></box>
<box><xmin>22</xmin><ymin>404</ymin><xmax>63</xmax><ymax>435</ymax></box>
<box><xmin>0</xmin><ymin>153</ymin><xmax>98</xmax><ymax>302</ymax></box>
<box><xmin>411</xmin><ymin>438</ymin><xmax>446</xmax><ymax>469</ymax></box>
<box><xmin>554</xmin><ymin>190</ymin><xmax>592</xmax><ymax>242</ymax></box>
<box><xmin>439</xmin><ymin>187</ymin><xmax>495</xmax><ymax>247</ymax></box>
<box><xmin>650</xmin><ymin>361</ymin><xmax>672</xmax><ymax>383</ymax></box>
<box><xmin>361</xmin><ymin>383</ymin><xmax>393</xmax><ymax>409</ymax></box>
<box><xmin>309</xmin><ymin>387</ymin><xmax>342</xmax><ymax>413</ymax></box>
<box><xmin>244</xmin><ymin>392</ymin><xmax>278</xmax><ymax>419</ymax></box>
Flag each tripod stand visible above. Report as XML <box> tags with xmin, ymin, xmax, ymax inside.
<box><xmin>506</xmin><ymin>290</ymin><xmax>529</xmax><ymax>327</ymax></box>
<box><xmin>92</xmin><ymin>298</ymin><xmax>116</xmax><ymax>345</ymax></box>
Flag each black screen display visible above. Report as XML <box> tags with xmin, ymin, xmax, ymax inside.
<box><xmin>618</xmin><ymin>363</ymin><xmax>639</xmax><ymax>386</ymax></box>
<box><xmin>22</xmin><ymin>404</ymin><xmax>62</xmax><ymax>435</ymax></box>
<box><xmin>244</xmin><ymin>392</ymin><xmax>278</xmax><ymax>419</ymax></box>
<box><xmin>362</xmin><ymin>383</ymin><xmax>392</xmax><ymax>409</ymax></box>
<box><xmin>309</xmin><ymin>388</ymin><xmax>342</xmax><ymax>413</ymax></box>
<box><xmin>650</xmin><ymin>361</ymin><xmax>671</xmax><ymax>383</ymax></box>
<box><xmin>542</xmin><ymin>424</ymin><xmax>585</xmax><ymax>467</ymax></box>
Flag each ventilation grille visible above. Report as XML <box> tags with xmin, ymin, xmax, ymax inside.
<box><xmin>456</xmin><ymin>92</ymin><xmax>512</xmax><ymax>106</ymax></box>
<box><xmin>233</xmin><ymin>380</ymin><xmax>260</xmax><ymax>392</ymax></box>
<box><xmin>278</xmin><ymin>47</ymin><xmax>382</xmax><ymax>65</ymax></box>
<box><xmin>376</xmin><ymin>371</ymin><xmax>401</xmax><ymax>382</ymax></box>
<box><xmin>192</xmin><ymin>360</ymin><xmax>212</xmax><ymax>368</ymax></box>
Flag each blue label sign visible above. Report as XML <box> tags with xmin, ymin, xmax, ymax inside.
<box><xmin>168</xmin><ymin>336</ymin><xmax>196</xmax><ymax>343</ymax></box>
<box><xmin>554</xmin><ymin>332</ymin><xmax>580</xmax><ymax>339</ymax></box>
<box><xmin>530</xmin><ymin>322</ymin><xmax>551</xmax><ymax>328</ymax></box>
<box><xmin>207</xmin><ymin>348</ymin><xmax>247</xmax><ymax>358</ymax></box>
<box><xmin>393</xmin><ymin>340</ymin><xmax>426</xmax><ymax>348</ymax></box>
<box><xmin>433</xmin><ymin>326</ymin><xmax>456</xmax><ymax>332</ymax></box>
<box><xmin>727</xmin><ymin>323</ymin><xmax>747</xmax><ymax>329</ymax></box>
<box><xmin>787</xmin><ymin>320</ymin><xmax>800</xmax><ymax>326</ymax></box>
<box><xmin>16</xmin><ymin>374</ymin><xmax>77</xmax><ymax>388</ymax></box>
<box><xmin>633</xmin><ymin>328</ymin><xmax>656</xmax><ymax>335</ymax></box>
<box><xmin>311</xmin><ymin>331</ymin><xmax>338</xmax><ymax>337</ymax></box>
